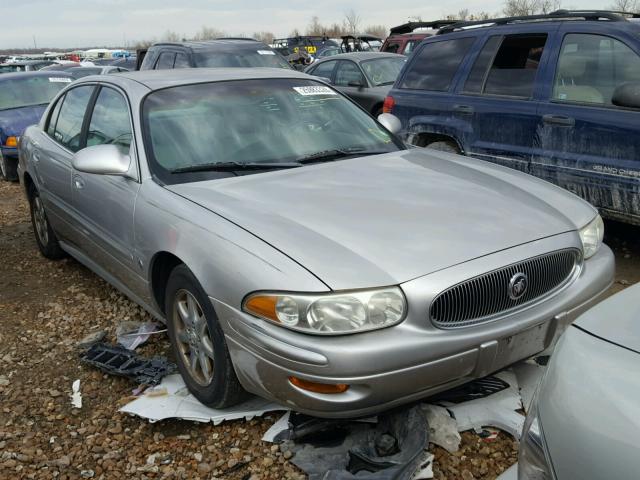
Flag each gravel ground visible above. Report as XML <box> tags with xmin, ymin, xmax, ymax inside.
<box><xmin>1</xmin><ymin>180</ymin><xmax>638</xmax><ymax>480</ymax></box>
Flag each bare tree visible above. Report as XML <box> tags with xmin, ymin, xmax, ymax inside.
<box><xmin>344</xmin><ymin>9</ymin><xmax>361</xmax><ymax>34</ymax></box>
<box><xmin>363</xmin><ymin>24</ymin><xmax>388</xmax><ymax>38</ymax></box>
<box><xmin>161</xmin><ymin>30</ymin><xmax>181</xmax><ymax>42</ymax></box>
<box><xmin>306</xmin><ymin>16</ymin><xmax>324</xmax><ymax>35</ymax></box>
<box><xmin>253</xmin><ymin>31</ymin><xmax>275</xmax><ymax>44</ymax></box>
<box><xmin>458</xmin><ymin>9</ymin><xmax>470</xmax><ymax>20</ymax></box>
<box><xmin>193</xmin><ymin>26</ymin><xmax>225</xmax><ymax>41</ymax></box>
<box><xmin>503</xmin><ymin>0</ymin><xmax>561</xmax><ymax>16</ymax></box>
<box><xmin>610</xmin><ymin>0</ymin><xmax>639</xmax><ymax>10</ymax></box>
<box><xmin>289</xmin><ymin>28</ymin><xmax>301</xmax><ymax>37</ymax></box>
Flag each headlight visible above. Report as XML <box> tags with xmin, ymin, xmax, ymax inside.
<box><xmin>578</xmin><ymin>214</ymin><xmax>604</xmax><ymax>259</ymax></box>
<box><xmin>518</xmin><ymin>395</ymin><xmax>555</xmax><ymax>479</ymax></box>
<box><xmin>242</xmin><ymin>287</ymin><xmax>407</xmax><ymax>335</ymax></box>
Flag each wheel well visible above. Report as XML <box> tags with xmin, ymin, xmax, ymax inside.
<box><xmin>23</xmin><ymin>172</ymin><xmax>35</xmax><ymax>196</ymax></box>
<box><xmin>150</xmin><ymin>252</ymin><xmax>184</xmax><ymax>315</ymax></box>
<box><xmin>413</xmin><ymin>133</ymin><xmax>462</xmax><ymax>152</ymax></box>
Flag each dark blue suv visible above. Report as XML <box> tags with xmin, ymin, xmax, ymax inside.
<box><xmin>386</xmin><ymin>10</ymin><xmax>640</xmax><ymax>225</ymax></box>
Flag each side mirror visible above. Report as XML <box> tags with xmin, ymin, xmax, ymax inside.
<box><xmin>72</xmin><ymin>144</ymin><xmax>131</xmax><ymax>175</ymax></box>
<box><xmin>348</xmin><ymin>80</ymin><xmax>365</xmax><ymax>88</ymax></box>
<box><xmin>612</xmin><ymin>83</ymin><xmax>640</xmax><ymax>109</ymax></box>
<box><xmin>377</xmin><ymin>113</ymin><xmax>402</xmax><ymax>135</ymax></box>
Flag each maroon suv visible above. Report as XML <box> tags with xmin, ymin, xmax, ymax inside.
<box><xmin>381</xmin><ymin>20</ymin><xmax>457</xmax><ymax>55</ymax></box>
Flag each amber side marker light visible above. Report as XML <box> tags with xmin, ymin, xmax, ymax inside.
<box><xmin>5</xmin><ymin>136</ymin><xmax>18</xmax><ymax>148</ymax></box>
<box><xmin>289</xmin><ymin>376</ymin><xmax>349</xmax><ymax>394</ymax></box>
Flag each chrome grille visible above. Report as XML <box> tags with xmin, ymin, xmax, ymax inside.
<box><xmin>430</xmin><ymin>249</ymin><xmax>581</xmax><ymax>328</ymax></box>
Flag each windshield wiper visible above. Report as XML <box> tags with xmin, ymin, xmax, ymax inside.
<box><xmin>297</xmin><ymin>148</ymin><xmax>390</xmax><ymax>164</ymax></box>
<box><xmin>170</xmin><ymin>161</ymin><xmax>302</xmax><ymax>174</ymax></box>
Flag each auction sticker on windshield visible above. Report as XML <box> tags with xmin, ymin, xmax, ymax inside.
<box><xmin>293</xmin><ymin>86</ymin><xmax>337</xmax><ymax>96</ymax></box>
<box><xmin>257</xmin><ymin>50</ymin><xmax>276</xmax><ymax>55</ymax></box>
<box><xmin>49</xmin><ymin>77</ymin><xmax>72</xmax><ymax>83</ymax></box>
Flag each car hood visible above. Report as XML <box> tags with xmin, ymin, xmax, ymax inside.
<box><xmin>575</xmin><ymin>282</ymin><xmax>640</xmax><ymax>353</ymax></box>
<box><xmin>167</xmin><ymin>149</ymin><xmax>595</xmax><ymax>290</ymax></box>
<box><xmin>0</xmin><ymin>104</ymin><xmax>47</xmax><ymax>138</ymax></box>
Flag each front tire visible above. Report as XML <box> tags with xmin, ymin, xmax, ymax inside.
<box><xmin>165</xmin><ymin>264</ymin><xmax>246</xmax><ymax>408</ymax></box>
<box><xmin>425</xmin><ymin>140</ymin><xmax>460</xmax><ymax>154</ymax></box>
<box><xmin>28</xmin><ymin>187</ymin><xmax>65</xmax><ymax>259</ymax></box>
<box><xmin>0</xmin><ymin>153</ymin><xmax>18</xmax><ymax>182</ymax></box>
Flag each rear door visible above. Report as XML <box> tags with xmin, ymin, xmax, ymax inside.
<box><xmin>70</xmin><ymin>84</ymin><xmax>142</xmax><ymax>290</ymax></box>
<box><xmin>534</xmin><ymin>28</ymin><xmax>640</xmax><ymax>223</ymax></box>
<box><xmin>454</xmin><ymin>25</ymin><xmax>558</xmax><ymax>172</ymax></box>
<box><xmin>34</xmin><ymin>85</ymin><xmax>95</xmax><ymax>242</ymax></box>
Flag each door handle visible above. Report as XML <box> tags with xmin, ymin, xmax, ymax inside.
<box><xmin>73</xmin><ymin>175</ymin><xmax>85</xmax><ymax>190</ymax></box>
<box><xmin>542</xmin><ymin>114</ymin><xmax>575</xmax><ymax>127</ymax></box>
<box><xmin>453</xmin><ymin>104</ymin><xmax>474</xmax><ymax>115</ymax></box>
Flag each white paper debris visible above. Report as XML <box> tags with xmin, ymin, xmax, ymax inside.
<box><xmin>421</xmin><ymin>404</ymin><xmax>461</xmax><ymax>453</ymax></box>
<box><xmin>116</xmin><ymin>321</ymin><xmax>165</xmax><ymax>350</ymax></box>
<box><xmin>120</xmin><ymin>374</ymin><xmax>287</xmax><ymax>424</ymax></box>
<box><xmin>412</xmin><ymin>452</ymin><xmax>434</xmax><ymax>479</ymax></box>
<box><xmin>443</xmin><ymin>370</ymin><xmax>525</xmax><ymax>439</ymax></box>
<box><xmin>71</xmin><ymin>379</ymin><xmax>82</xmax><ymax>409</ymax></box>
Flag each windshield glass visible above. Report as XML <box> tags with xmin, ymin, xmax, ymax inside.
<box><xmin>0</xmin><ymin>76</ymin><xmax>71</xmax><ymax>110</ymax></box>
<box><xmin>361</xmin><ymin>57</ymin><xmax>406</xmax><ymax>86</ymax></box>
<box><xmin>0</xmin><ymin>65</ymin><xmax>22</xmax><ymax>73</ymax></box>
<box><xmin>143</xmin><ymin>78</ymin><xmax>402</xmax><ymax>184</ymax></box>
<box><xmin>194</xmin><ymin>49</ymin><xmax>291</xmax><ymax>69</ymax></box>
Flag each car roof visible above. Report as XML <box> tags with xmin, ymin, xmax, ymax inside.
<box><xmin>316</xmin><ymin>52</ymin><xmax>404</xmax><ymax>62</ymax></box>
<box><xmin>94</xmin><ymin>67</ymin><xmax>313</xmax><ymax>90</ymax></box>
<box><xmin>0</xmin><ymin>71</ymin><xmax>73</xmax><ymax>81</ymax></box>
<box><xmin>151</xmin><ymin>39</ymin><xmax>266</xmax><ymax>51</ymax></box>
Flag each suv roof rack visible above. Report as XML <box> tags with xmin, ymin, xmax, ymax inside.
<box><xmin>437</xmin><ymin>10</ymin><xmax>639</xmax><ymax>34</ymax></box>
<box><xmin>390</xmin><ymin>20</ymin><xmax>458</xmax><ymax>35</ymax></box>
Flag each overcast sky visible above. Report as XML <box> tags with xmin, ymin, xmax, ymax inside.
<box><xmin>0</xmin><ymin>0</ymin><xmax>609</xmax><ymax>49</ymax></box>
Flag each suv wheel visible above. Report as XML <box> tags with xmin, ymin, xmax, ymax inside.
<box><xmin>425</xmin><ymin>140</ymin><xmax>460</xmax><ymax>154</ymax></box>
<box><xmin>0</xmin><ymin>152</ymin><xmax>18</xmax><ymax>182</ymax></box>
<box><xmin>28</xmin><ymin>187</ymin><xmax>66</xmax><ymax>259</ymax></box>
<box><xmin>165</xmin><ymin>264</ymin><xmax>247</xmax><ymax>408</ymax></box>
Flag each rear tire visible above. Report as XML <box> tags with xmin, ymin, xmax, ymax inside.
<box><xmin>165</xmin><ymin>264</ymin><xmax>247</xmax><ymax>408</ymax></box>
<box><xmin>425</xmin><ymin>140</ymin><xmax>460</xmax><ymax>154</ymax></box>
<box><xmin>0</xmin><ymin>153</ymin><xmax>18</xmax><ymax>182</ymax></box>
<box><xmin>28</xmin><ymin>186</ymin><xmax>65</xmax><ymax>259</ymax></box>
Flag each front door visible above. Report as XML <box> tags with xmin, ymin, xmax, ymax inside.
<box><xmin>534</xmin><ymin>31</ymin><xmax>640</xmax><ymax>224</ymax></box>
<box><xmin>70</xmin><ymin>85</ymin><xmax>143</xmax><ymax>292</ymax></box>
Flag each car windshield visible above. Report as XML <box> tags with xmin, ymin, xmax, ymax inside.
<box><xmin>361</xmin><ymin>57</ymin><xmax>406</xmax><ymax>86</ymax></box>
<box><xmin>0</xmin><ymin>76</ymin><xmax>71</xmax><ymax>110</ymax></box>
<box><xmin>143</xmin><ymin>78</ymin><xmax>402</xmax><ymax>184</ymax></box>
<box><xmin>194</xmin><ymin>50</ymin><xmax>291</xmax><ymax>69</ymax></box>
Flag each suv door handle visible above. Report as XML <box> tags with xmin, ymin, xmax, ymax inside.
<box><xmin>542</xmin><ymin>114</ymin><xmax>575</xmax><ymax>127</ymax></box>
<box><xmin>453</xmin><ymin>104</ymin><xmax>474</xmax><ymax>115</ymax></box>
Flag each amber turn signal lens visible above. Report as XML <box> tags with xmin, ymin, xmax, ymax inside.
<box><xmin>5</xmin><ymin>136</ymin><xmax>18</xmax><ymax>147</ymax></box>
<box><xmin>289</xmin><ymin>376</ymin><xmax>349</xmax><ymax>394</ymax></box>
<box><xmin>244</xmin><ymin>295</ymin><xmax>278</xmax><ymax>322</ymax></box>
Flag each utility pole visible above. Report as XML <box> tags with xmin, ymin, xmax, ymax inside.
<box><xmin>32</xmin><ymin>35</ymin><xmax>37</xmax><ymax>50</ymax></box>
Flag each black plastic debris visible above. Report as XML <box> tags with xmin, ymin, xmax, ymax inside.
<box><xmin>429</xmin><ymin>375</ymin><xmax>510</xmax><ymax>404</ymax></box>
<box><xmin>283</xmin><ymin>406</ymin><xmax>428</xmax><ymax>480</ymax></box>
<box><xmin>80</xmin><ymin>342</ymin><xmax>176</xmax><ymax>386</ymax></box>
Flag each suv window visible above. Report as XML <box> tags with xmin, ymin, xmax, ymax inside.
<box><xmin>384</xmin><ymin>43</ymin><xmax>400</xmax><ymax>54</ymax></box>
<box><xmin>86</xmin><ymin>87</ymin><xmax>133</xmax><ymax>153</ymax></box>
<box><xmin>483</xmin><ymin>35</ymin><xmax>547</xmax><ymax>98</ymax></box>
<box><xmin>52</xmin><ymin>86</ymin><xmax>94</xmax><ymax>152</ymax></box>
<box><xmin>335</xmin><ymin>61</ymin><xmax>366</xmax><ymax>87</ymax></box>
<box><xmin>404</xmin><ymin>40</ymin><xmax>418</xmax><ymax>55</ymax></box>
<box><xmin>553</xmin><ymin>33</ymin><xmax>640</xmax><ymax>106</ymax></box>
<box><xmin>173</xmin><ymin>53</ymin><xmax>190</xmax><ymax>68</ymax></box>
<box><xmin>155</xmin><ymin>52</ymin><xmax>176</xmax><ymax>70</ymax></box>
<box><xmin>463</xmin><ymin>36</ymin><xmax>502</xmax><ymax>93</ymax></box>
<box><xmin>401</xmin><ymin>37</ymin><xmax>475</xmax><ymax>91</ymax></box>
<box><xmin>312</xmin><ymin>60</ymin><xmax>337</xmax><ymax>80</ymax></box>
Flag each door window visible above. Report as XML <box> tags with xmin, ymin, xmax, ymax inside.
<box><xmin>334</xmin><ymin>61</ymin><xmax>366</xmax><ymax>87</ymax></box>
<box><xmin>400</xmin><ymin>37</ymin><xmax>475</xmax><ymax>91</ymax></box>
<box><xmin>463</xmin><ymin>36</ymin><xmax>502</xmax><ymax>93</ymax></box>
<box><xmin>173</xmin><ymin>53</ymin><xmax>190</xmax><ymax>68</ymax></box>
<box><xmin>155</xmin><ymin>52</ymin><xmax>176</xmax><ymax>70</ymax></box>
<box><xmin>46</xmin><ymin>95</ymin><xmax>65</xmax><ymax>137</ymax></box>
<box><xmin>86</xmin><ymin>87</ymin><xmax>133</xmax><ymax>153</ymax></box>
<box><xmin>483</xmin><ymin>35</ymin><xmax>547</xmax><ymax>98</ymax></box>
<box><xmin>553</xmin><ymin>33</ymin><xmax>640</xmax><ymax>105</ymax></box>
<box><xmin>310</xmin><ymin>60</ymin><xmax>337</xmax><ymax>80</ymax></box>
<box><xmin>53</xmin><ymin>86</ymin><xmax>94</xmax><ymax>152</ymax></box>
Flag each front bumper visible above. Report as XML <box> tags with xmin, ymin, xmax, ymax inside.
<box><xmin>214</xmin><ymin>236</ymin><xmax>614</xmax><ymax>418</ymax></box>
<box><xmin>0</xmin><ymin>146</ymin><xmax>18</xmax><ymax>159</ymax></box>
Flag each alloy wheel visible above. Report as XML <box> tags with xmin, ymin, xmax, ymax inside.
<box><xmin>172</xmin><ymin>289</ymin><xmax>215</xmax><ymax>386</ymax></box>
<box><xmin>33</xmin><ymin>196</ymin><xmax>49</xmax><ymax>246</ymax></box>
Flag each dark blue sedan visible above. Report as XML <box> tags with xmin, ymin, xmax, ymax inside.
<box><xmin>0</xmin><ymin>71</ymin><xmax>72</xmax><ymax>181</ymax></box>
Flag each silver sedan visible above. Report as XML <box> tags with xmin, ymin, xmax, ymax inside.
<box><xmin>18</xmin><ymin>68</ymin><xmax>614</xmax><ymax>417</ymax></box>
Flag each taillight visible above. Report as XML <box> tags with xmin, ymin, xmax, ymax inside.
<box><xmin>382</xmin><ymin>95</ymin><xmax>395</xmax><ymax>114</ymax></box>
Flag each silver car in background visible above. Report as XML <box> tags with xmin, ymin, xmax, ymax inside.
<box><xmin>519</xmin><ymin>282</ymin><xmax>640</xmax><ymax>479</ymax></box>
<box><xmin>18</xmin><ymin>68</ymin><xmax>614</xmax><ymax>417</ymax></box>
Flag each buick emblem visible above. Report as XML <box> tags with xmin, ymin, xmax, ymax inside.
<box><xmin>508</xmin><ymin>272</ymin><xmax>528</xmax><ymax>300</ymax></box>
